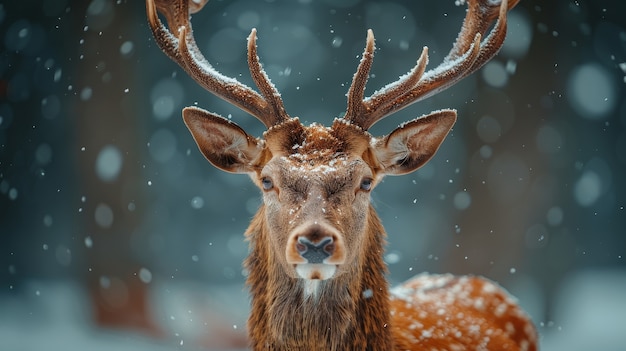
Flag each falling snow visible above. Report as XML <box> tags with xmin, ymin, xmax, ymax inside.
<box><xmin>1</xmin><ymin>0</ymin><xmax>624</xmax><ymax>350</ymax></box>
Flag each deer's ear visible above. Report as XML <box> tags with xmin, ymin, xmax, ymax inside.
<box><xmin>373</xmin><ymin>110</ymin><xmax>456</xmax><ymax>175</ymax></box>
<box><xmin>183</xmin><ymin>106</ymin><xmax>263</xmax><ymax>173</ymax></box>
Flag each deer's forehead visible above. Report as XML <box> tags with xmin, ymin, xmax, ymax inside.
<box><xmin>264</xmin><ymin>119</ymin><xmax>371</xmax><ymax>155</ymax></box>
<box><xmin>266</xmin><ymin>155</ymin><xmax>368</xmax><ymax>183</ymax></box>
<box><xmin>265</xmin><ymin>122</ymin><xmax>342</xmax><ymax>154</ymax></box>
<box><xmin>260</xmin><ymin>119</ymin><xmax>377</xmax><ymax>183</ymax></box>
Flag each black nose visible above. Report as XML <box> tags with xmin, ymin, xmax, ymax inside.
<box><xmin>296</xmin><ymin>236</ymin><xmax>334</xmax><ymax>264</ymax></box>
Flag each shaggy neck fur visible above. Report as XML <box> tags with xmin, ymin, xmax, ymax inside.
<box><xmin>245</xmin><ymin>205</ymin><xmax>393</xmax><ymax>351</ymax></box>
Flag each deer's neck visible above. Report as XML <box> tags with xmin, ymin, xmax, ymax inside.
<box><xmin>244</xmin><ymin>205</ymin><xmax>393</xmax><ymax>351</ymax></box>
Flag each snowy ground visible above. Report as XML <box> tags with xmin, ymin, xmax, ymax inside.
<box><xmin>1</xmin><ymin>270</ymin><xmax>625</xmax><ymax>350</ymax></box>
<box><xmin>0</xmin><ymin>281</ymin><xmax>249</xmax><ymax>351</ymax></box>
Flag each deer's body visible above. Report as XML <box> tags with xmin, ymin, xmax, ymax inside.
<box><xmin>146</xmin><ymin>0</ymin><xmax>538</xmax><ymax>349</ymax></box>
<box><xmin>239</xmin><ymin>122</ymin><xmax>535</xmax><ymax>351</ymax></box>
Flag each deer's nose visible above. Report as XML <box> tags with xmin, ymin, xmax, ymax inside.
<box><xmin>296</xmin><ymin>236</ymin><xmax>334</xmax><ymax>264</ymax></box>
<box><xmin>286</xmin><ymin>222</ymin><xmax>345</xmax><ymax>266</ymax></box>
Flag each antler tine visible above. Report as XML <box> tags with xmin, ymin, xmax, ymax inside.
<box><xmin>447</xmin><ymin>0</ymin><xmax>520</xmax><ymax>60</ymax></box>
<box><xmin>247</xmin><ymin>29</ymin><xmax>290</xmax><ymax>126</ymax></box>
<box><xmin>345</xmin><ymin>29</ymin><xmax>375</xmax><ymax>124</ymax></box>
<box><xmin>345</xmin><ymin>29</ymin><xmax>430</xmax><ymax>129</ymax></box>
<box><xmin>146</xmin><ymin>0</ymin><xmax>183</xmax><ymax>62</ymax></box>
<box><xmin>146</xmin><ymin>0</ymin><xmax>289</xmax><ymax>128</ymax></box>
<box><xmin>345</xmin><ymin>0</ymin><xmax>516</xmax><ymax>130</ymax></box>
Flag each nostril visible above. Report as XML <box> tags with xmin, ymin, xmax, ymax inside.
<box><xmin>324</xmin><ymin>242</ymin><xmax>335</xmax><ymax>255</ymax></box>
<box><xmin>296</xmin><ymin>242</ymin><xmax>307</xmax><ymax>254</ymax></box>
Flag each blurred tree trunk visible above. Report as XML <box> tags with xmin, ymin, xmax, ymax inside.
<box><xmin>443</xmin><ymin>0</ymin><xmax>560</xmax><ymax>322</ymax></box>
<box><xmin>69</xmin><ymin>0</ymin><xmax>158</xmax><ymax>334</ymax></box>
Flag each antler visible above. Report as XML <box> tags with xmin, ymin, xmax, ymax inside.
<box><xmin>146</xmin><ymin>0</ymin><xmax>289</xmax><ymax>127</ymax></box>
<box><xmin>345</xmin><ymin>0</ymin><xmax>520</xmax><ymax>130</ymax></box>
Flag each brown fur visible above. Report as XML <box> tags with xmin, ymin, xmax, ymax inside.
<box><xmin>243</xmin><ymin>172</ymin><xmax>538</xmax><ymax>350</ymax></box>
<box><xmin>244</xmin><ymin>122</ymin><xmax>536</xmax><ymax>350</ymax></box>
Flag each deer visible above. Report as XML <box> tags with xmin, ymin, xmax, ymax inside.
<box><xmin>146</xmin><ymin>0</ymin><xmax>538</xmax><ymax>350</ymax></box>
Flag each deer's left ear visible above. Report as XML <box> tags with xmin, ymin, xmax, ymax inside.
<box><xmin>183</xmin><ymin>106</ymin><xmax>263</xmax><ymax>174</ymax></box>
<box><xmin>373</xmin><ymin>109</ymin><xmax>456</xmax><ymax>175</ymax></box>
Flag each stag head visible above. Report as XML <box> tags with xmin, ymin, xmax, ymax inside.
<box><xmin>184</xmin><ymin>107</ymin><xmax>455</xmax><ymax>283</ymax></box>
<box><xmin>147</xmin><ymin>0</ymin><xmax>515</xmax><ymax>289</ymax></box>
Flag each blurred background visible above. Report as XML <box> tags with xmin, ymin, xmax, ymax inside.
<box><xmin>1</xmin><ymin>0</ymin><xmax>625</xmax><ymax>350</ymax></box>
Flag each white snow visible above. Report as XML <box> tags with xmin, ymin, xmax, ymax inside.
<box><xmin>0</xmin><ymin>281</ymin><xmax>248</xmax><ymax>351</ymax></box>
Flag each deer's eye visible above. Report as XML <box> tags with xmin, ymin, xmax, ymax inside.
<box><xmin>359</xmin><ymin>178</ymin><xmax>373</xmax><ymax>192</ymax></box>
<box><xmin>261</xmin><ymin>177</ymin><xmax>274</xmax><ymax>191</ymax></box>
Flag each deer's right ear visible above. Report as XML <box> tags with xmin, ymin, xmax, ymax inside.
<box><xmin>183</xmin><ymin>106</ymin><xmax>263</xmax><ymax>174</ymax></box>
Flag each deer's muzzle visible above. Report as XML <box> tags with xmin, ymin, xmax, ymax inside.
<box><xmin>286</xmin><ymin>222</ymin><xmax>346</xmax><ymax>280</ymax></box>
